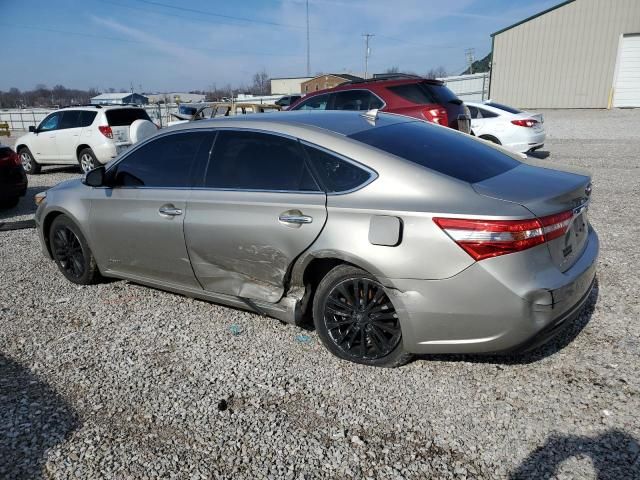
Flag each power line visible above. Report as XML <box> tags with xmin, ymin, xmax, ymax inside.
<box><xmin>0</xmin><ymin>23</ymin><xmax>302</xmax><ymax>57</ymax></box>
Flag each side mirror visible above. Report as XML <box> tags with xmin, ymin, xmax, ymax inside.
<box><xmin>28</xmin><ymin>125</ymin><xmax>37</xmax><ymax>133</ymax></box>
<box><xmin>83</xmin><ymin>165</ymin><xmax>106</xmax><ymax>187</ymax></box>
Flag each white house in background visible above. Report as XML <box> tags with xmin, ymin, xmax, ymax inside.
<box><xmin>146</xmin><ymin>92</ymin><xmax>206</xmax><ymax>104</ymax></box>
<box><xmin>90</xmin><ymin>93</ymin><xmax>148</xmax><ymax>105</ymax></box>
<box><xmin>270</xmin><ymin>76</ymin><xmax>313</xmax><ymax>95</ymax></box>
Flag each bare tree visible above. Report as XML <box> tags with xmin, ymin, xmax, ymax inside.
<box><xmin>425</xmin><ymin>66</ymin><xmax>448</xmax><ymax>79</ymax></box>
<box><xmin>385</xmin><ymin>66</ymin><xmax>400</xmax><ymax>74</ymax></box>
<box><xmin>251</xmin><ymin>69</ymin><xmax>270</xmax><ymax>95</ymax></box>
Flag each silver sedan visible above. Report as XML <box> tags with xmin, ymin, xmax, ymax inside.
<box><xmin>34</xmin><ymin>111</ymin><xmax>598</xmax><ymax>367</ymax></box>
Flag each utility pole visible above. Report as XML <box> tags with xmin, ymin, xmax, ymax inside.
<box><xmin>306</xmin><ymin>0</ymin><xmax>311</xmax><ymax>76</ymax></box>
<box><xmin>363</xmin><ymin>33</ymin><xmax>375</xmax><ymax>79</ymax></box>
<box><xmin>465</xmin><ymin>48</ymin><xmax>475</xmax><ymax>74</ymax></box>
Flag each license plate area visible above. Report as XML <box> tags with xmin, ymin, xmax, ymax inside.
<box><xmin>457</xmin><ymin>116</ymin><xmax>471</xmax><ymax>134</ymax></box>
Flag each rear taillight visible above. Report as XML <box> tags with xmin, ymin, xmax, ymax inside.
<box><xmin>98</xmin><ymin>125</ymin><xmax>113</xmax><ymax>138</ymax></box>
<box><xmin>0</xmin><ymin>149</ymin><xmax>21</xmax><ymax>167</ymax></box>
<box><xmin>511</xmin><ymin>119</ymin><xmax>538</xmax><ymax>127</ymax></box>
<box><xmin>434</xmin><ymin>210</ymin><xmax>574</xmax><ymax>260</ymax></box>
<box><xmin>423</xmin><ymin>107</ymin><xmax>448</xmax><ymax>126</ymax></box>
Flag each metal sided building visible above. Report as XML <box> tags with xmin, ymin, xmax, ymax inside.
<box><xmin>489</xmin><ymin>0</ymin><xmax>640</xmax><ymax>108</ymax></box>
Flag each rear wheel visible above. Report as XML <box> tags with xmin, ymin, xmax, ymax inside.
<box><xmin>479</xmin><ymin>134</ymin><xmax>501</xmax><ymax>145</ymax></box>
<box><xmin>312</xmin><ymin>265</ymin><xmax>412</xmax><ymax>367</ymax></box>
<box><xmin>78</xmin><ymin>148</ymin><xmax>98</xmax><ymax>173</ymax></box>
<box><xmin>19</xmin><ymin>147</ymin><xmax>40</xmax><ymax>174</ymax></box>
<box><xmin>49</xmin><ymin>215</ymin><xmax>101</xmax><ymax>285</ymax></box>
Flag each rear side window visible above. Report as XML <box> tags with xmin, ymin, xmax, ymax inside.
<box><xmin>349</xmin><ymin>121</ymin><xmax>520</xmax><ymax>183</ymax></box>
<box><xmin>485</xmin><ymin>102</ymin><xmax>522</xmax><ymax>114</ymax></box>
<box><xmin>387</xmin><ymin>83</ymin><xmax>437</xmax><ymax>104</ymax></box>
<box><xmin>79</xmin><ymin>111</ymin><xmax>97</xmax><ymax>127</ymax></box>
<box><xmin>205</xmin><ymin>131</ymin><xmax>320</xmax><ymax>192</ymax></box>
<box><xmin>332</xmin><ymin>90</ymin><xmax>383</xmax><ymax>111</ymax></box>
<box><xmin>293</xmin><ymin>94</ymin><xmax>329</xmax><ymax>110</ymax></box>
<box><xmin>106</xmin><ymin>108</ymin><xmax>151</xmax><ymax>126</ymax></box>
<box><xmin>110</xmin><ymin>132</ymin><xmax>212</xmax><ymax>188</ymax></box>
<box><xmin>477</xmin><ymin>107</ymin><xmax>499</xmax><ymax>119</ymax></box>
<box><xmin>303</xmin><ymin>144</ymin><xmax>372</xmax><ymax>193</ymax></box>
<box><xmin>59</xmin><ymin>111</ymin><xmax>82</xmax><ymax>129</ymax></box>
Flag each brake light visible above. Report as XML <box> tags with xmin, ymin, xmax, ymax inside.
<box><xmin>0</xmin><ymin>149</ymin><xmax>21</xmax><ymax>167</ymax></box>
<box><xmin>511</xmin><ymin>119</ymin><xmax>538</xmax><ymax>127</ymax></box>
<box><xmin>433</xmin><ymin>210</ymin><xmax>574</xmax><ymax>260</ymax></box>
<box><xmin>423</xmin><ymin>107</ymin><xmax>448</xmax><ymax>126</ymax></box>
<box><xmin>98</xmin><ymin>125</ymin><xmax>113</xmax><ymax>138</ymax></box>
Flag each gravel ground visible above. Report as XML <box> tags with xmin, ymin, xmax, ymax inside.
<box><xmin>1</xmin><ymin>109</ymin><xmax>639</xmax><ymax>479</ymax></box>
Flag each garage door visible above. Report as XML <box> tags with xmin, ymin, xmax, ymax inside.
<box><xmin>613</xmin><ymin>34</ymin><xmax>640</xmax><ymax>107</ymax></box>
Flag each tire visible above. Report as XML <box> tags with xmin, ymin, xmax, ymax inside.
<box><xmin>49</xmin><ymin>215</ymin><xmax>101</xmax><ymax>285</ymax></box>
<box><xmin>0</xmin><ymin>197</ymin><xmax>20</xmax><ymax>209</ymax></box>
<box><xmin>78</xmin><ymin>148</ymin><xmax>98</xmax><ymax>173</ymax></box>
<box><xmin>19</xmin><ymin>147</ymin><xmax>40</xmax><ymax>174</ymax></box>
<box><xmin>312</xmin><ymin>265</ymin><xmax>412</xmax><ymax>367</ymax></box>
<box><xmin>479</xmin><ymin>135</ymin><xmax>501</xmax><ymax>145</ymax></box>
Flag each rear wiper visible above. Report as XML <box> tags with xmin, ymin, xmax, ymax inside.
<box><xmin>448</xmin><ymin>99</ymin><xmax>463</xmax><ymax>105</ymax></box>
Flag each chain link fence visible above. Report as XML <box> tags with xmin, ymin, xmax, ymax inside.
<box><xmin>0</xmin><ymin>104</ymin><xmax>182</xmax><ymax>132</ymax></box>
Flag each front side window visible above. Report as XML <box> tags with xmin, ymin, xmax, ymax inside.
<box><xmin>205</xmin><ymin>131</ymin><xmax>319</xmax><ymax>192</ymax></box>
<box><xmin>59</xmin><ymin>111</ymin><xmax>82</xmax><ymax>129</ymax></box>
<box><xmin>39</xmin><ymin>113</ymin><xmax>61</xmax><ymax>132</ymax></box>
<box><xmin>110</xmin><ymin>131</ymin><xmax>212</xmax><ymax>188</ymax></box>
<box><xmin>303</xmin><ymin>144</ymin><xmax>372</xmax><ymax>193</ymax></box>
<box><xmin>332</xmin><ymin>90</ymin><xmax>383</xmax><ymax>111</ymax></box>
<box><xmin>293</xmin><ymin>94</ymin><xmax>329</xmax><ymax>110</ymax></box>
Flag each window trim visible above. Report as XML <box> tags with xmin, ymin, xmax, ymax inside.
<box><xmin>299</xmin><ymin>139</ymin><xmax>378</xmax><ymax>195</ymax></box>
<box><xmin>199</xmin><ymin>127</ymin><xmax>324</xmax><ymax>195</ymax></box>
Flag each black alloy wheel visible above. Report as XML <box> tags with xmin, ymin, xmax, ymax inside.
<box><xmin>49</xmin><ymin>215</ymin><xmax>101</xmax><ymax>285</ymax></box>
<box><xmin>323</xmin><ymin>277</ymin><xmax>401</xmax><ymax>361</ymax></box>
<box><xmin>52</xmin><ymin>225</ymin><xmax>85</xmax><ymax>279</ymax></box>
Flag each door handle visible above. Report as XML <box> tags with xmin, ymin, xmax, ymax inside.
<box><xmin>279</xmin><ymin>213</ymin><xmax>313</xmax><ymax>224</ymax></box>
<box><xmin>159</xmin><ymin>206</ymin><xmax>183</xmax><ymax>216</ymax></box>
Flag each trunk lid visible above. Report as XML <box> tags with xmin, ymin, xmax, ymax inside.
<box><xmin>473</xmin><ymin>164</ymin><xmax>592</xmax><ymax>272</ymax></box>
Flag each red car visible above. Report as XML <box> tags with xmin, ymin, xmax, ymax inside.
<box><xmin>289</xmin><ymin>75</ymin><xmax>471</xmax><ymax>133</ymax></box>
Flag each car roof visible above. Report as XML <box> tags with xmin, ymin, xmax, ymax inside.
<box><xmin>168</xmin><ymin>110</ymin><xmax>416</xmax><ymax>137</ymax></box>
<box><xmin>55</xmin><ymin>105</ymin><xmax>145</xmax><ymax>112</ymax></box>
<box><xmin>300</xmin><ymin>77</ymin><xmax>444</xmax><ymax>98</ymax></box>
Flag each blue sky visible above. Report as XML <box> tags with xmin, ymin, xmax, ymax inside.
<box><xmin>2</xmin><ymin>0</ymin><xmax>559</xmax><ymax>92</ymax></box>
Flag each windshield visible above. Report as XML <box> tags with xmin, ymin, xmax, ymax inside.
<box><xmin>106</xmin><ymin>108</ymin><xmax>151</xmax><ymax>126</ymax></box>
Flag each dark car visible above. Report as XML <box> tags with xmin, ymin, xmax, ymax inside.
<box><xmin>275</xmin><ymin>95</ymin><xmax>301</xmax><ymax>110</ymax></box>
<box><xmin>0</xmin><ymin>144</ymin><xmax>27</xmax><ymax>209</ymax></box>
<box><xmin>289</xmin><ymin>76</ymin><xmax>471</xmax><ymax>133</ymax></box>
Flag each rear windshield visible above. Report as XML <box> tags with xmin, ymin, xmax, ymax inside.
<box><xmin>349</xmin><ymin>121</ymin><xmax>520</xmax><ymax>183</ymax></box>
<box><xmin>106</xmin><ymin>108</ymin><xmax>151</xmax><ymax>126</ymax></box>
<box><xmin>388</xmin><ymin>81</ymin><xmax>460</xmax><ymax>105</ymax></box>
<box><xmin>485</xmin><ymin>102</ymin><xmax>522</xmax><ymax>114</ymax></box>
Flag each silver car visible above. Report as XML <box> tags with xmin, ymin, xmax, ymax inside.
<box><xmin>35</xmin><ymin>111</ymin><xmax>598</xmax><ymax>367</ymax></box>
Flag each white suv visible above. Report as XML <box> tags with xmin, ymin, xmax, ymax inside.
<box><xmin>15</xmin><ymin>105</ymin><xmax>156</xmax><ymax>174</ymax></box>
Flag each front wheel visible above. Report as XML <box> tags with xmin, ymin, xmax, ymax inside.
<box><xmin>49</xmin><ymin>215</ymin><xmax>101</xmax><ymax>285</ymax></box>
<box><xmin>312</xmin><ymin>265</ymin><xmax>412</xmax><ymax>367</ymax></box>
<box><xmin>78</xmin><ymin>148</ymin><xmax>98</xmax><ymax>173</ymax></box>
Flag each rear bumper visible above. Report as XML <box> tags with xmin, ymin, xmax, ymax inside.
<box><xmin>505</xmin><ymin>130</ymin><xmax>546</xmax><ymax>153</ymax></box>
<box><xmin>386</xmin><ymin>228</ymin><xmax>599</xmax><ymax>354</ymax></box>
